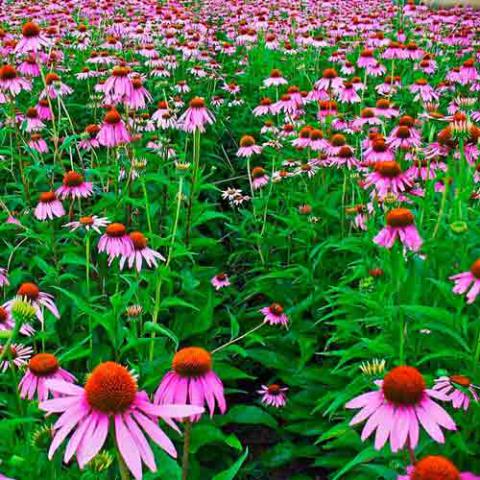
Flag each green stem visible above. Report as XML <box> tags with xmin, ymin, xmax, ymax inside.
<box><xmin>181</xmin><ymin>420</ymin><xmax>192</xmax><ymax>480</ymax></box>
<box><xmin>185</xmin><ymin>129</ymin><xmax>201</xmax><ymax>246</ymax></box>
<box><xmin>211</xmin><ymin>323</ymin><xmax>264</xmax><ymax>354</ymax></box>
<box><xmin>117</xmin><ymin>449</ymin><xmax>130</xmax><ymax>480</ymax></box>
<box><xmin>142</xmin><ymin>179</ymin><xmax>153</xmax><ymax>236</ymax></box>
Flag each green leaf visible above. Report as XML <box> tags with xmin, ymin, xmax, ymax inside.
<box><xmin>212</xmin><ymin>448</ymin><xmax>248</xmax><ymax>480</ymax></box>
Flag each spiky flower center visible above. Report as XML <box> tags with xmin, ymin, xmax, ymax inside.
<box><xmin>322</xmin><ymin>68</ymin><xmax>337</xmax><ymax>79</ymax></box>
<box><xmin>375</xmin><ymin>161</ymin><xmax>402</xmax><ymax>178</ymax></box>
<box><xmin>80</xmin><ymin>216</ymin><xmax>94</xmax><ymax>226</ymax></box>
<box><xmin>63</xmin><ymin>171</ymin><xmax>84</xmax><ymax>187</ymax></box>
<box><xmin>470</xmin><ymin>259</ymin><xmax>480</xmax><ymax>279</ymax></box>
<box><xmin>267</xmin><ymin>384</ymin><xmax>281</xmax><ymax>395</ymax></box>
<box><xmin>173</xmin><ymin>347</ymin><xmax>212</xmax><ymax>377</ymax></box>
<box><xmin>411</xmin><ymin>456</ymin><xmax>460</xmax><ymax>480</ymax></box>
<box><xmin>17</xmin><ymin>282</ymin><xmax>40</xmax><ymax>300</ymax></box>
<box><xmin>252</xmin><ymin>167</ymin><xmax>265</xmax><ymax>178</ymax></box>
<box><xmin>26</xmin><ymin>108</ymin><xmax>38</xmax><ymax>119</ymax></box>
<box><xmin>399</xmin><ymin>115</ymin><xmax>415</xmax><ymax>127</ymax></box>
<box><xmin>240</xmin><ymin>135</ymin><xmax>256</xmax><ymax>147</ymax></box>
<box><xmin>0</xmin><ymin>65</ymin><xmax>18</xmax><ymax>81</ymax></box>
<box><xmin>45</xmin><ymin>73</ymin><xmax>60</xmax><ymax>85</ymax></box>
<box><xmin>0</xmin><ymin>307</ymin><xmax>8</xmax><ymax>324</ymax></box>
<box><xmin>104</xmin><ymin>109</ymin><xmax>121</xmax><ymax>125</ymax></box>
<box><xmin>39</xmin><ymin>191</ymin><xmax>57</xmax><ymax>203</ymax></box>
<box><xmin>449</xmin><ymin>374</ymin><xmax>471</xmax><ymax>387</ymax></box>
<box><xmin>382</xmin><ymin>366</ymin><xmax>425</xmax><ymax>406</ymax></box>
<box><xmin>338</xmin><ymin>146</ymin><xmax>353</xmax><ymax>158</ymax></box>
<box><xmin>216</xmin><ymin>273</ymin><xmax>226</xmax><ymax>281</ymax></box>
<box><xmin>22</xmin><ymin>22</ymin><xmax>41</xmax><ymax>38</ymax></box>
<box><xmin>29</xmin><ymin>353</ymin><xmax>59</xmax><ymax>376</ymax></box>
<box><xmin>106</xmin><ymin>223</ymin><xmax>126</xmax><ymax>238</ymax></box>
<box><xmin>310</xmin><ymin>129</ymin><xmax>323</xmax><ymax>140</ymax></box>
<box><xmin>189</xmin><ymin>97</ymin><xmax>205</xmax><ymax>108</ymax></box>
<box><xmin>129</xmin><ymin>231</ymin><xmax>147</xmax><ymax>250</ymax></box>
<box><xmin>269</xmin><ymin>303</ymin><xmax>284</xmax><ymax>315</ymax></box>
<box><xmin>396</xmin><ymin>126</ymin><xmax>411</xmax><ymax>139</ymax></box>
<box><xmin>386</xmin><ymin>208</ymin><xmax>414</xmax><ymax>227</ymax></box>
<box><xmin>260</xmin><ymin>97</ymin><xmax>272</xmax><ymax>106</ymax></box>
<box><xmin>85</xmin><ymin>124</ymin><xmax>100</xmax><ymax>137</ymax></box>
<box><xmin>85</xmin><ymin>362</ymin><xmax>137</xmax><ymax>414</ymax></box>
<box><xmin>373</xmin><ymin>139</ymin><xmax>387</xmax><ymax>152</ymax></box>
<box><xmin>331</xmin><ymin>134</ymin><xmax>346</xmax><ymax>147</ymax></box>
<box><xmin>361</xmin><ymin>108</ymin><xmax>375</xmax><ymax>119</ymax></box>
<box><xmin>112</xmin><ymin>66</ymin><xmax>131</xmax><ymax>77</ymax></box>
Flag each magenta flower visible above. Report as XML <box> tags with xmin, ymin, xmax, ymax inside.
<box><xmin>19</xmin><ymin>353</ymin><xmax>75</xmax><ymax>401</ymax></box>
<box><xmin>4</xmin><ymin>283</ymin><xmax>60</xmax><ymax>325</ymax></box>
<box><xmin>98</xmin><ymin>223</ymin><xmax>133</xmax><ymax>258</ymax></box>
<box><xmin>397</xmin><ymin>456</ymin><xmax>480</xmax><ymax>480</ymax></box>
<box><xmin>0</xmin><ymin>65</ymin><xmax>32</xmax><ymax>97</ymax></box>
<box><xmin>178</xmin><ymin>97</ymin><xmax>215</xmax><ymax>133</ymax></box>
<box><xmin>56</xmin><ymin>171</ymin><xmax>93</xmax><ymax>200</ymax></box>
<box><xmin>450</xmin><ymin>259</ymin><xmax>480</xmax><ymax>304</ymax></box>
<box><xmin>237</xmin><ymin>135</ymin><xmax>262</xmax><ymax>157</ymax></box>
<box><xmin>0</xmin><ymin>344</ymin><xmax>33</xmax><ymax>372</ymax></box>
<box><xmin>101</xmin><ymin>65</ymin><xmax>134</xmax><ymax>103</ymax></box>
<box><xmin>28</xmin><ymin>134</ymin><xmax>48</xmax><ymax>153</ymax></box>
<box><xmin>97</xmin><ymin>109</ymin><xmax>131</xmax><ymax>148</ymax></box>
<box><xmin>251</xmin><ymin>167</ymin><xmax>269</xmax><ymax>190</ymax></box>
<box><xmin>373</xmin><ymin>208</ymin><xmax>423</xmax><ymax>252</ymax></box>
<box><xmin>154</xmin><ymin>347</ymin><xmax>226</xmax><ymax>422</ymax></box>
<box><xmin>260</xmin><ymin>303</ymin><xmax>289</xmax><ymax>326</ymax></box>
<box><xmin>346</xmin><ymin>366</ymin><xmax>456</xmax><ymax>452</ymax></box>
<box><xmin>258</xmin><ymin>384</ymin><xmax>288</xmax><ymax>408</ymax></box>
<box><xmin>14</xmin><ymin>22</ymin><xmax>51</xmax><ymax>54</ymax></box>
<box><xmin>34</xmin><ymin>192</ymin><xmax>65</xmax><ymax>221</ymax></box>
<box><xmin>211</xmin><ymin>273</ymin><xmax>231</xmax><ymax>290</ymax></box>
<box><xmin>433</xmin><ymin>375</ymin><xmax>479</xmax><ymax>410</ymax></box>
<box><xmin>125</xmin><ymin>77</ymin><xmax>152</xmax><ymax>110</ymax></box>
<box><xmin>39</xmin><ymin>362</ymin><xmax>204</xmax><ymax>480</ymax></box>
<box><xmin>118</xmin><ymin>232</ymin><xmax>165</xmax><ymax>272</ymax></box>
<box><xmin>63</xmin><ymin>215</ymin><xmax>110</xmax><ymax>234</ymax></box>
<box><xmin>263</xmin><ymin>69</ymin><xmax>288</xmax><ymax>87</ymax></box>
<box><xmin>364</xmin><ymin>161</ymin><xmax>414</xmax><ymax>198</ymax></box>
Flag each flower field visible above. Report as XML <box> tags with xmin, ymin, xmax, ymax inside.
<box><xmin>0</xmin><ymin>0</ymin><xmax>480</xmax><ymax>478</ymax></box>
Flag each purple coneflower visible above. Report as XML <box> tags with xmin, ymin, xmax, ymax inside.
<box><xmin>0</xmin><ymin>343</ymin><xmax>33</xmax><ymax>372</ymax></box>
<box><xmin>258</xmin><ymin>384</ymin><xmax>288</xmax><ymax>408</ymax></box>
<box><xmin>64</xmin><ymin>215</ymin><xmax>110</xmax><ymax>234</ymax></box>
<box><xmin>14</xmin><ymin>22</ymin><xmax>50</xmax><ymax>53</ymax></box>
<box><xmin>118</xmin><ymin>232</ymin><xmax>165</xmax><ymax>272</ymax></box>
<box><xmin>364</xmin><ymin>161</ymin><xmax>414</xmax><ymax>198</ymax></box>
<box><xmin>155</xmin><ymin>347</ymin><xmax>226</xmax><ymax>421</ymax></box>
<box><xmin>450</xmin><ymin>259</ymin><xmax>480</xmax><ymax>304</ymax></box>
<box><xmin>251</xmin><ymin>167</ymin><xmax>269</xmax><ymax>190</ymax></box>
<box><xmin>34</xmin><ymin>192</ymin><xmax>65</xmax><ymax>221</ymax></box>
<box><xmin>98</xmin><ymin>223</ymin><xmax>133</xmax><ymax>258</ymax></box>
<box><xmin>373</xmin><ymin>208</ymin><xmax>423</xmax><ymax>252</ymax></box>
<box><xmin>97</xmin><ymin>109</ymin><xmax>131</xmax><ymax>148</ymax></box>
<box><xmin>237</xmin><ymin>135</ymin><xmax>262</xmax><ymax>157</ymax></box>
<box><xmin>56</xmin><ymin>171</ymin><xmax>93</xmax><ymax>200</ymax></box>
<box><xmin>346</xmin><ymin>366</ymin><xmax>455</xmax><ymax>452</ymax></box>
<box><xmin>178</xmin><ymin>97</ymin><xmax>215</xmax><ymax>133</ymax></box>
<box><xmin>19</xmin><ymin>353</ymin><xmax>75</xmax><ymax>401</ymax></box>
<box><xmin>397</xmin><ymin>456</ymin><xmax>480</xmax><ymax>480</ymax></box>
<box><xmin>260</xmin><ymin>303</ymin><xmax>288</xmax><ymax>326</ymax></box>
<box><xmin>211</xmin><ymin>273</ymin><xmax>230</xmax><ymax>290</ymax></box>
<box><xmin>0</xmin><ymin>65</ymin><xmax>31</xmax><ymax>97</ymax></box>
<box><xmin>433</xmin><ymin>374</ymin><xmax>479</xmax><ymax>410</ymax></box>
<box><xmin>263</xmin><ymin>69</ymin><xmax>287</xmax><ymax>87</ymax></box>
<box><xmin>39</xmin><ymin>362</ymin><xmax>203</xmax><ymax>480</ymax></box>
<box><xmin>0</xmin><ymin>268</ymin><xmax>9</xmax><ymax>287</ymax></box>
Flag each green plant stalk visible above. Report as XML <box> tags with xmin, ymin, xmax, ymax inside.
<box><xmin>185</xmin><ymin>128</ymin><xmax>201</xmax><ymax>246</ymax></box>
<box><xmin>117</xmin><ymin>449</ymin><xmax>130</xmax><ymax>480</ymax></box>
<box><xmin>142</xmin><ymin>178</ymin><xmax>153</xmax><ymax>235</ymax></box>
<box><xmin>149</xmin><ymin>176</ymin><xmax>184</xmax><ymax>361</ymax></box>
<box><xmin>181</xmin><ymin>420</ymin><xmax>192</xmax><ymax>480</ymax></box>
<box><xmin>211</xmin><ymin>322</ymin><xmax>264</xmax><ymax>354</ymax></box>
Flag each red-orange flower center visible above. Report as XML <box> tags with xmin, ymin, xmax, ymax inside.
<box><xmin>129</xmin><ymin>231</ymin><xmax>147</xmax><ymax>250</ymax></box>
<box><xmin>106</xmin><ymin>223</ymin><xmax>126</xmax><ymax>238</ymax></box>
<box><xmin>382</xmin><ymin>366</ymin><xmax>425</xmax><ymax>405</ymax></box>
<box><xmin>449</xmin><ymin>374</ymin><xmax>471</xmax><ymax>387</ymax></box>
<box><xmin>79</xmin><ymin>216</ymin><xmax>94</xmax><ymax>226</ymax></box>
<box><xmin>39</xmin><ymin>191</ymin><xmax>57</xmax><ymax>203</ymax></box>
<box><xmin>0</xmin><ymin>307</ymin><xmax>8</xmax><ymax>324</ymax></box>
<box><xmin>240</xmin><ymin>135</ymin><xmax>256</xmax><ymax>147</ymax></box>
<box><xmin>173</xmin><ymin>347</ymin><xmax>212</xmax><ymax>377</ymax></box>
<box><xmin>85</xmin><ymin>362</ymin><xmax>137</xmax><ymax>414</ymax></box>
<box><xmin>189</xmin><ymin>97</ymin><xmax>205</xmax><ymax>108</ymax></box>
<box><xmin>269</xmin><ymin>303</ymin><xmax>284</xmax><ymax>315</ymax></box>
<box><xmin>0</xmin><ymin>65</ymin><xmax>18</xmax><ymax>81</ymax></box>
<box><xmin>63</xmin><ymin>171</ymin><xmax>84</xmax><ymax>187</ymax></box>
<box><xmin>470</xmin><ymin>259</ymin><xmax>480</xmax><ymax>279</ymax></box>
<box><xmin>104</xmin><ymin>109</ymin><xmax>121</xmax><ymax>125</ymax></box>
<box><xmin>375</xmin><ymin>161</ymin><xmax>402</xmax><ymax>177</ymax></box>
<box><xmin>386</xmin><ymin>208</ymin><xmax>414</xmax><ymax>227</ymax></box>
<box><xmin>28</xmin><ymin>353</ymin><xmax>59</xmax><ymax>376</ymax></box>
<box><xmin>331</xmin><ymin>134</ymin><xmax>346</xmax><ymax>147</ymax></box>
<box><xmin>411</xmin><ymin>456</ymin><xmax>460</xmax><ymax>480</ymax></box>
<box><xmin>17</xmin><ymin>282</ymin><xmax>40</xmax><ymax>300</ymax></box>
<box><xmin>267</xmin><ymin>384</ymin><xmax>281</xmax><ymax>395</ymax></box>
<box><xmin>22</xmin><ymin>22</ymin><xmax>41</xmax><ymax>38</ymax></box>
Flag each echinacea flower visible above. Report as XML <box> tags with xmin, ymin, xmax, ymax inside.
<box><xmin>4</xmin><ymin>283</ymin><xmax>60</xmax><ymax>325</ymax></box>
<box><xmin>211</xmin><ymin>273</ymin><xmax>230</xmax><ymax>290</ymax></box>
<box><xmin>263</xmin><ymin>69</ymin><xmax>288</xmax><ymax>87</ymax></box>
<box><xmin>397</xmin><ymin>455</ymin><xmax>480</xmax><ymax>480</ymax></box>
<box><xmin>251</xmin><ymin>167</ymin><xmax>269</xmax><ymax>190</ymax></box>
<box><xmin>98</xmin><ymin>223</ymin><xmax>133</xmax><ymax>258</ymax></box>
<box><xmin>19</xmin><ymin>353</ymin><xmax>76</xmax><ymax>401</ymax></box>
<box><xmin>346</xmin><ymin>366</ymin><xmax>456</xmax><ymax>452</ymax></box>
<box><xmin>118</xmin><ymin>232</ymin><xmax>165</xmax><ymax>272</ymax></box>
<box><xmin>258</xmin><ymin>384</ymin><xmax>288</xmax><ymax>408</ymax></box>
<box><xmin>450</xmin><ymin>260</ymin><xmax>480</xmax><ymax>304</ymax></box>
<box><xmin>154</xmin><ymin>347</ymin><xmax>226</xmax><ymax>421</ymax></box>
<box><xmin>39</xmin><ymin>362</ymin><xmax>204</xmax><ymax>480</ymax></box>
<box><xmin>178</xmin><ymin>97</ymin><xmax>215</xmax><ymax>133</ymax></box>
<box><xmin>56</xmin><ymin>171</ymin><xmax>93</xmax><ymax>200</ymax></box>
<box><xmin>34</xmin><ymin>192</ymin><xmax>65</xmax><ymax>221</ymax></box>
<box><xmin>260</xmin><ymin>303</ymin><xmax>288</xmax><ymax>326</ymax></box>
<box><xmin>97</xmin><ymin>109</ymin><xmax>131</xmax><ymax>148</ymax></box>
<box><xmin>14</xmin><ymin>22</ymin><xmax>51</xmax><ymax>54</ymax></box>
<box><xmin>0</xmin><ymin>65</ymin><xmax>32</xmax><ymax>97</ymax></box>
<box><xmin>364</xmin><ymin>161</ymin><xmax>414</xmax><ymax>199</ymax></box>
<box><xmin>433</xmin><ymin>374</ymin><xmax>479</xmax><ymax>410</ymax></box>
<box><xmin>0</xmin><ymin>343</ymin><xmax>33</xmax><ymax>372</ymax></box>
<box><xmin>64</xmin><ymin>215</ymin><xmax>110</xmax><ymax>234</ymax></box>
<box><xmin>0</xmin><ymin>268</ymin><xmax>9</xmax><ymax>287</ymax></box>
<box><xmin>373</xmin><ymin>208</ymin><xmax>423</xmax><ymax>252</ymax></box>
<box><xmin>237</xmin><ymin>135</ymin><xmax>262</xmax><ymax>157</ymax></box>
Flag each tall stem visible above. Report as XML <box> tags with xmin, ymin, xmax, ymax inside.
<box><xmin>185</xmin><ymin>129</ymin><xmax>201</xmax><ymax>246</ymax></box>
<box><xmin>181</xmin><ymin>420</ymin><xmax>192</xmax><ymax>480</ymax></box>
<box><xmin>211</xmin><ymin>323</ymin><xmax>264</xmax><ymax>354</ymax></box>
